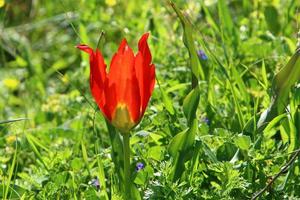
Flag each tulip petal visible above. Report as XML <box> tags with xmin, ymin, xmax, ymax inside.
<box><xmin>108</xmin><ymin>39</ymin><xmax>141</xmax><ymax>123</ymax></box>
<box><xmin>103</xmin><ymin>82</ymin><xmax>117</xmax><ymax>120</ymax></box>
<box><xmin>138</xmin><ymin>33</ymin><xmax>151</xmax><ymax>66</ymax></box>
<box><xmin>76</xmin><ymin>44</ymin><xmax>94</xmax><ymax>54</ymax></box>
<box><xmin>77</xmin><ymin>45</ymin><xmax>110</xmax><ymax>118</ymax></box>
<box><xmin>135</xmin><ymin>33</ymin><xmax>156</xmax><ymax>115</ymax></box>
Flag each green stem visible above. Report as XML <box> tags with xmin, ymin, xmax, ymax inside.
<box><xmin>123</xmin><ymin>133</ymin><xmax>131</xmax><ymax>199</ymax></box>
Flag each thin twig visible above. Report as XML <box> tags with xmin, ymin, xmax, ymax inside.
<box><xmin>251</xmin><ymin>149</ymin><xmax>300</xmax><ymax>200</ymax></box>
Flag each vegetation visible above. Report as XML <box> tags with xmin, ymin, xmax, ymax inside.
<box><xmin>1</xmin><ymin>0</ymin><xmax>300</xmax><ymax>199</ymax></box>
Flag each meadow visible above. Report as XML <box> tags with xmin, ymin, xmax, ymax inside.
<box><xmin>1</xmin><ymin>0</ymin><xmax>300</xmax><ymax>199</ymax></box>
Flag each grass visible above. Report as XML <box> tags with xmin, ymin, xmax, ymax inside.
<box><xmin>1</xmin><ymin>0</ymin><xmax>300</xmax><ymax>199</ymax></box>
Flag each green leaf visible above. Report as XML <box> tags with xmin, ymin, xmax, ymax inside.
<box><xmin>134</xmin><ymin>166</ymin><xmax>154</xmax><ymax>185</ymax></box>
<box><xmin>81</xmin><ymin>140</ymin><xmax>90</xmax><ymax>173</ymax></box>
<box><xmin>95</xmin><ymin>141</ymin><xmax>109</xmax><ymax>200</ymax></box>
<box><xmin>273</xmin><ymin>51</ymin><xmax>300</xmax><ymax>102</ymax></box>
<box><xmin>0</xmin><ymin>184</ymin><xmax>27</xmax><ymax>199</ymax></box>
<box><xmin>183</xmin><ymin>86</ymin><xmax>200</xmax><ymax>125</ymax></box>
<box><xmin>106</xmin><ymin>120</ymin><xmax>124</xmax><ymax>186</ymax></box>
<box><xmin>170</xmin><ymin>1</ymin><xmax>205</xmax><ymax>81</ymax></box>
<box><xmin>232</xmin><ymin>67</ymin><xmax>249</xmax><ymax>103</ymax></box>
<box><xmin>71</xmin><ymin>157</ymin><xmax>84</xmax><ymax>171</ymax></box>
<box><xmin>25</xmin><ymin>134</ymin><xmax>49</xmax><ymax>171</ymax></box>
<box><xmin>217</xmin><ymin>0</ymin><xmax>239</xmax><ymax>48</ymax></box>
<box><xmin>257</xmin><ymin>49</ymin><xmax>300</xmax><ymax>132</ymax></box>
<box><xmin>201</xmin><ymin>2</ymin><xmax>220</xmax><ymax>34</ymax></box>
<box><xmin>234</xmin><ymin>135</ymin><xmax>251</xmax><ymax>150</ymax></box>
<box><xmin>263</xmin><ymin>113</ymin><xmax>287</xmax><ymax>133</ymax></box>
<box><xmin>168</xmin><ymin>119</ymin><xmax>197</xmax><ymax>180</ymax></box>
<box><xmin>287</xmin><ymin>120</ymin><xmax>297</xmax><ymax>153</ymax></box>
<box><xmin>261</xmin><ymin>60</ymin><xmax>268</xmax><ymax>88</ymax></box>
<box><xmin>148</xmin><ymin>146</ymin><xmax>164</xmax><ymax>161</ymax></box>
<box><xmin>4</xmin><ymin>138</ymin><xmax>18</xmax><ymax>200</ymax></box>
<box><xmin>218</xmin><ymin>0</ymin><xmax>234</xmax><ymax>34</ymax></box>
<box><xmin>161</xmin><ymin>88</ymin><xmax>175</xmax><ymax>115</ymax></box>
<box><xmin>202</xmin><ymin>142</ymin><xmax>218</xmax><ymax>163</ymax></box>
<box><xmin>264</xmin><ymin>5</ymin><xmax>281</xmax><ymax>35</ymax></box>
<box><xmin>216</xmin><ymin>142</ymin><xmax>238</xmax><ymax>161</ymax></box>
<box><xmin>168</xmin><ymin>129</ymin><xmax>188</xmax><ymax>158</ymax></box>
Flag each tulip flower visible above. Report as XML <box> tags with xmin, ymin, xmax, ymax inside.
<box><xmin>77</xmin><ymin>33</ymin><xmax>155</xmax><ymax>133</ymax></box>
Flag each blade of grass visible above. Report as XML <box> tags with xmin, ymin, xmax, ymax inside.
<box><xmin>25</xmin><ymin>134</ymin><xmax>49</xmax><ymax>171</ymax></box>
<box><xmin>3</xmin><ymin>136</ymin><xmax>17</xmax><ymax>200</ymax></box>
<box><xmin>95</xmin><ymin>141</ymin><xmax>109</xmax><ymax>200</ymax></box>
<box><xmin>0</xmin><ymin>118</ymin><xmax>28</xmax><ymax>125</ymax></box>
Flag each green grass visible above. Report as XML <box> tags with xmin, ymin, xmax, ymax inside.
<box><xmin>1</xmin><ymin>0</ymin><xmax>300</xmax><ymax>199</ymax></box>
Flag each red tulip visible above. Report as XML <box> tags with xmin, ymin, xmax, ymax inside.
<box><xmin>77</xmin><ymin>33</ymin><xmax>155</xmax><ymax>132</ymax></box>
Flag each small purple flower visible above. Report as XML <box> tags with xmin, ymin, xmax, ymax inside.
<box><xmin>90</xmin><ymin>177</ymin><xmax>100</xmax><ymax>189</ymax></box>
<box><xmin>197</xmin><ymin>50</ymin><xmax>208</xmax><ymax>60</ymax></box>
<box><xmin>136</xmin><ymin>162</ymin><xmax>144</xmax><ymax>171</ymax></box>
<box><xmin>202</xmin><ymin>117</ymin><xmax>210</xmax><ymax>125</ymax></box>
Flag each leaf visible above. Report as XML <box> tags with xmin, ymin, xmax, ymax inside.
<box><xmin>261</xmin><ymin>60</ymin><xmax>268</xmax><ymax>88</ymax></box>
<box><xmin>168</xmin><ymin>119</ymin><xmax>197</xmax><ymax>180</ymax></box>
<box><xmin>183</xmin><ymin>86</ymin><xmax>200</xmax><ymax>125</ymax></box>
<box><xmin>170</xmin><ymin>1</ymin><xmax>205</xmax><ymax>81</ymax></box>
<box><xmin>264</xmin><ymin>5</ymin><xmax>281</xmax><ymax>35</ymax></box>
<box><xmin>232</xmin><ymin>67</ymin><xmax>249</xmax><ymax>103</ymax></box>
<box><xmin>218</xmin><ymin>0</ymin><xmax>234</xmax><ymax>34</ymax></box>
<box><xmin>202</xmin><ymin>141</ymin><xmax>218</xmax><ymax>163</ymax></box>
<box><xmin>168</xmin><ymin>129</ymin><xmax>188</xmax><ymax>158</ymax></box>
<box><xmin>71</xmin><ymin>157</ymin><xmax>84</xmax><ymax>171</ymax></box>
<box><xmin>234</xmin><ymin>135</ymin><xmax>251</xmax><ymax>150</ymax></box>
<box><xmin>148</xmin><ymin>146</ymin><xmax>164</xmax><ymax>161</ymax></box>
<box><xmin>25</xmin><ymin>134</ymin><xmax>49</xmax><ymax>171</ymax></box>
<box><xmin>106</xmin><ymin>120</ymin><xmax>124</xmax><ymax>186</ymax></box>
<box><xmin>0</xmin><ymin>184</ymin><xmax>26</xmax><ymax>199</ymax></box>
<box><xmin>216</xmin><ymin>142</ymin><xmax>238</xmax><ymax>161</ymax></box>
<box><xmin>95</xmin><ymin>141</ymin><xmax>109</xmax><ymax>200</ymax></box>
<box><xmin>201</xmin><ymin>2</ymin><xmax>220</xmax><ymax>34</ymax></box>
<box><xmin>273</xmin><ymin>50</ymin><xmax>300</xmax><ymax>102</ymax></box>
<box><xmin>257</xmin><ymin>49</ymin><xmax>300</xmax><ymax>132</ymax></box>
<box><xmin>161</xmin><ymin>88</ymin><xmax>175</xmax><ymax>115</ymax></box>
<box><xmin>134</xmin><ymin>166</ymin><xmax>154</xmax><ymax>185</ymax></box>
<box><xmin>287</xmin><ymin>120</ymin><xmax>297</xmax><ymax>153</ymax></box>
<box><xmin>263</xmin><ymin>113</ymin><xmax>287</xmax><ymax>133</ymax></box>
<box><xmin>149</xmin><ymin>132</ymin><xmax>164</xmax><ymax>144</ymax></box>
<box><xmin>81</xmin><ymin>140</ymin><xmax>90</xmax><ymax>172</ymax></box>
<box><xmin>4</xmin><ymin>138</ymin><xmax>18</xmax><ymax>200</ymax></box>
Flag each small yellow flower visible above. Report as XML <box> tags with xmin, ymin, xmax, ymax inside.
<box><xmin>105</xmin><ymin>0</ymin><xmax>116</xmax><ymax>7</ymax></box>
<box><xmin>62</xmin><ymin>74</ymin><xmax>69</xmax><ymax>84</ymax></box>
<box><xmin>3</xmin><ymin>78</ymin><xmax>20</xmax><ymax>91</ymax></box>
<box><xmin>0</xmin><ymin>0</ymin><xmax>5</xmax><ymax>8</ymax></box>
<box><xmin>6</xmin><ymin>135</ymin><xmax>16</xmax><ymax>144</ymax></box>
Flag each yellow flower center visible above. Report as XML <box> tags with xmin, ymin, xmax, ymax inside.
<box><xmin>111</xmin><ymin>104</ymin><xmax>135</xmax><ymax>133</ymax></box>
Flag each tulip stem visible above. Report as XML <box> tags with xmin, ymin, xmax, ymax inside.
<box><xmin>123</xmin><ymin>133</ymin><xmax>131</xmax><ymax>199</ymax></box>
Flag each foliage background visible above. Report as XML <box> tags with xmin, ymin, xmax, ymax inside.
<box><xmin>1</xmin><ymin>0</ymin><xmax>300</xmax><ymax>199</ymax></box>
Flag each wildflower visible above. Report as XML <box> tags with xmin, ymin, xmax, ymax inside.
<box><xmin>136</xmin><ymin>162</ymin><xmax>144</xmax><ymax>171</ymax></box>
<box><xmin>0</xmin><ymin>0</ymin><xmax>5</xmax><ymax>8</ymax></box>
<box><xmin>3</xmin><ymin>78</ymin><xmax>20</xmax><ymax>91</ymax></box>
<box><xmin>105</xmin><ymin>0</ymin><xmax>116</xmax><ymax>6</ymax></box>
<box><xmin>6</xmin><ymin>135</ymin><xmax>17</xmax><ymax>144</ymax></box>
<box><xmin>77</xmin><ymin>33</ymin><xmax>155</xmax><ymax>133</ymax></box>
<box><xmin>90</xmin><ymin>177</ymin><xmax>100</xmax><ymax>189</ymax></box>
<box><xmin>202</xmin><ymin>117</ymin><xmax>210</xmax><ymax>125</ymax></box>
<box><xmin>197</xmin><ymin>50</ymin><xmax>208</xmax><ymax>60</ymax></box>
